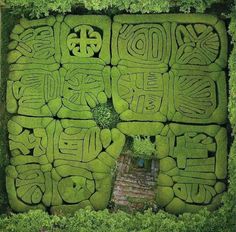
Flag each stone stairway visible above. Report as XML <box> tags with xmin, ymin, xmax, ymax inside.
<box><xmin>111</xmin><ymin>155</ymin><xmax>157</xmax><ymax>210</ymax></box>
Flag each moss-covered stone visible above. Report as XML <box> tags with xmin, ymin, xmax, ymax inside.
<box><xmin>160</xmin><ymin>157</ymin><xmax>177</xmax><ymax>172</ymax></box>
<box><xmin>165</xmin><ymin>198</ymin><xmax>186</xmax><ymax>214</ymax></box>
<box><xmin>214</xmin><ymin>182</ymin><xmax>226</xmax><ymax>194</ymax></box>
<box><xmin>157</xmin><ymin>174</ymin><xmax>173</xmax><ymax>187</ymax></box>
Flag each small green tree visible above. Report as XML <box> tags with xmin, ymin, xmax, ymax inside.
<box><xmin>132</xmin><ymin>136</ymin><xmax>156</xmax><ymax>159</ymax></box>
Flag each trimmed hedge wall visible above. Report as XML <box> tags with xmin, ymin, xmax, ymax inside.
<box><xmin>0</xmin><ymin>8</ymin><xmax>18</xmax><ymax>213</ymax></box>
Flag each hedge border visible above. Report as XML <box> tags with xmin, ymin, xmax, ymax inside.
<box><xmin>0</xmin><ymin>0</ymin><xmax>235</xmax><ymax>231</ymax></box>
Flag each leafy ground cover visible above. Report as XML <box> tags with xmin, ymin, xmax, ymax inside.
<box><xmin>0</xmin><ymin>207</ymin><xmax>233</xmax><ymax>232</ymax></box>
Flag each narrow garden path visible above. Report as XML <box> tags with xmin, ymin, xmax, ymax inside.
<box><xmin>112</xmin><ymin>155</ymin><xmax>157</xmax><ymax>210</ymax></box>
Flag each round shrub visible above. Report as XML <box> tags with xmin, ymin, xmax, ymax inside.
<box><xmin>92</xmin><ymin>102</ymin><xmax>119</xmax><ymax>129</ymax></box>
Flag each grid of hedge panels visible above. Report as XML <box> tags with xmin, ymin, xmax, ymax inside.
<box><xmin>5</xmin><ymin>14</ymin><xmax>228</xmax><ymax>214</ymax></box>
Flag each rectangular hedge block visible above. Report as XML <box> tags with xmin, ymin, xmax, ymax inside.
<box><xmin>6</xmin><ymin>116</ymin><xmax>125</xmax><ymax>212</ymax></box>
<box><xmin>7</xmin><ymin>15</ymin><xmax>111</xmax><ymax>119</ymax></box>
<box><xmin>112</xmin><ymin>14</ymin><xmax>227</xmax><ymax>70</ymax></box>
<box><xmin>61</xmin><ymin>15</ymin><xmax>111</xmax><ymax>64</ymax></box>
<box><xmin>155</xmin><ymin>124</ymin><xmax>227</xmax><ymax>214</ymax></box>
<box><xmin>111</xmin><ymin>14</ymin><xmax>227</xmax><ymax>124</ymax></box>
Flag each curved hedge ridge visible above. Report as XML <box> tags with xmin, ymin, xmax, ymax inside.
<box><xmin>6</xmin><ymin>116</ymin><xmax>125</xmax><ymax>213</ymax></box>
<box><xmin>6</xmin><ymin>15</ymin><xmax>125</xmax><ymax>213</ymax></box>
<box><xmin>6</xmin><ymin>14</ymin><xmax>228</xmax><ymax>214</ymax></box>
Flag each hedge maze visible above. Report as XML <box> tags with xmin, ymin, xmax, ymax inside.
<box><xmin>6</xmin><ymin>14</ymin><xmax>228</xmax><ymax>214</ymax></box>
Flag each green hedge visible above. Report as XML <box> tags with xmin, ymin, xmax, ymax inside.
<box><xmin>226</xmin><ymin>9</ymin><xmax>236</xmax><ymax>228</ymax></box>
<box><xmin>0</xmin><ymin>0</ymin><xmax>235</xmax><ymax>231</ymax></box>
<box><xmin>5</xmin><ymin>12</ymin><xmax>228</xmax><ymax>213</ymax></box>
<box><xmin>4</xmin><ymin>0</ymin><xmax>225</xmax><ymax>18</ymax></box>
<box><xmin>0</xmin><ymin>9</ymin><xmax>18</xmax><ymax>213</ymax></box>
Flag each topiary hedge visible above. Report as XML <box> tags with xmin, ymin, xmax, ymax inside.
<box><xmin>4</xmin><ymin>12</ymin><xmax>229</xmax><ymax>214</ymax></box>
<box><xmin>0</xmin><ymin>0</ymin><xmax>235</xmax><ymax>230</ymax></box>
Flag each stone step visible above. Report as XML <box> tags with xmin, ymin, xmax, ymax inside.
<box><xmin>116</xmin><ymin>177</ymin><xmax>156</xmax><ymax>185</ymax></box>
<box><xmin>113</xmin><ymin>201</ymin><xmax>128</xmax><ymax>206</ymax></box>
<box><xmin>114</xmin><ymin>180</ymin><xmax>156</xmax><ymax>190</ymax></box>
<box><xmin>117</xmin><ymin>173</ymin><xmax>155</xmax><ymax>181</ymax></box>
<box><xmin>113</xmin><ymin>193</ymin><xmax>155</xmax><ymax>201</ymax></box>
<box><xmin>112</xmin><ymin>155</ymin><xmax>158</xmax><ymax>210</ymax></box>
<box><xmin>112</xmin><ymin>195</ymin><xmax>154</xmax><ymax>205</ymax></box>
<box><xmin>125</xmin><ymin>172</ymin><xmax>155</xmax><ymax>177</ymax></box>
<box><xmin>113</xmin><ymin>183</ymin><xmax>155</xmax><ymax>192</ymax></box>
<box><xmin>113</xmin><ymin>200</ymin><xmax>152</xmax><ymax>207</ymax></box>
<box><xmin>113</xmin><ymin>187</ymin><xmax>155</xmax><ymax>196</ymax></box>
<box><xmin>116</xmin><ymin>178</ymin><xmax>155</xmax><ymax>185</ymax></box>
<box><xmin>113</xmin><ymin>188</ymin><xmax>155</xmax><ymax>198</ymax></box>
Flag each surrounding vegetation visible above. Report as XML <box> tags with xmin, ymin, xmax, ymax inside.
<box><xmin>3</xmin><ymin>0</ymin><xmax>226</xmax><ymax>18</ymax></box>
<box><xmin>0</xmin><ymin>0</ymin><xmax>236</xmax><ymax>231</ymax></box>
<box><xmin>0</xmin><ymin>8</ymin><xmax>16</xmax><ymax>213</ymax></box>
<box><xmin>0</xmin><ymin>207</ymin><xmax>234</xmax><ymax>232</ymax></box>
<box><xmin>132</xmin><ymin>136</ymin><xmax>156</xmax><ymax>159</ymax></box>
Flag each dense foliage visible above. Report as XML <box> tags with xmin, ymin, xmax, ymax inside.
<box><xmin>92</xmin><ymin>102</ymin><xmax>120</xmax><ymax>129</ymax></box>
<box><xmin>0</xmin><ymin>207</ymin><xmax>233</xmax><ymax>232</ymax></box>
<box><xmin>176</xmin><ymin>0</ymin><xmax>224</xmax><ymax>13</ymax></box>
<box><xmin>132</xmin><ymin>136</ymin><xmax>156</xmax><ymax>159</ymax></box>
<box><xmin>0</xmin><ymin>10</ymin><xmax>16</xmax><ymax>213</ymax></box>
<box><xmin>3</xmin><ymin>0</ymin><xmax>225</xmax><ymax>18</ymax></box>
<box><xmin>225</xmin><ymin>10</ymin><xmax>236</xmax><ymax>228</ymax></box>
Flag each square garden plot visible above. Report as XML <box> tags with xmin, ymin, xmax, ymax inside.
<box><xmin>5</xmin><ymin>14</ymin><xmax>228</xmax><ymax>214</ymax></box>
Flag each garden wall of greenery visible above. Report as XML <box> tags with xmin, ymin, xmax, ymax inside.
<box><xmin>0</xmin><ymin>0</ymin><xmax>236</xmax><ymax>231</ymax></box>
<box><xmin>4</xmin><ymin>12</ymin><xmax>229</xmax><ymax>214</ymax></box>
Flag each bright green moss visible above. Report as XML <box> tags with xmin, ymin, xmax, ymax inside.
<box><xmin>160</xmin><ymin>157</ymin><xmax>176</xmax><ymax>171</ymax></box>
<box><xmin>157</xmin><ymin>174</ymin><xmax>173</xmax><ymax>187</ymax></box>
<box><xmin>156</xmin><ymin>186</ymin><xmax>174</xmax><ymax>207</ymax></box>
<box><xmin>165</xmin><ymin>198</ymin><xmax>186</xmax><ymax>214</ymax></box>
<box><xmin>100</xmin><ymin>129</ymin><xmax>112</xmax><ymax>148</ymax></box>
